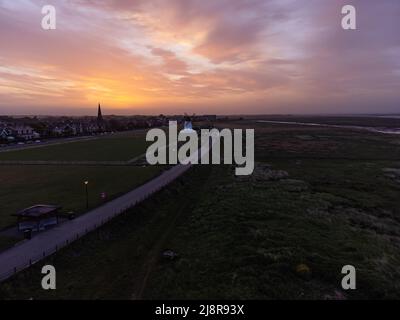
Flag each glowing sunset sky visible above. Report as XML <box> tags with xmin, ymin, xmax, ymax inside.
<box><xmin>0</xmin><ymin>0</ymin><xmax>399</xmax><ymax>115</ymax></box>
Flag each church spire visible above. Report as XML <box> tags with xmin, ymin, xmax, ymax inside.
<box><xmin>97</xmin><ymin>103</ymin><xmax>103</xmax><ymax>122</ymax></box>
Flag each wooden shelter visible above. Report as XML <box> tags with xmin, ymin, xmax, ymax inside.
<box><xmin>13</xmin><ymin>205</ymin><xmax>61</xmax><ymax>232</ymax></box>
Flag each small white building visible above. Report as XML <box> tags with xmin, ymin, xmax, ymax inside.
<box><xmin>12</xmin><ymin>125</ymin><xmax>38</xmax><ymax>140</ymax></box>
<box><xmin>0</xmin><ymin>126</ymin><xmax>13</xmax><ymax>140</ymax></box>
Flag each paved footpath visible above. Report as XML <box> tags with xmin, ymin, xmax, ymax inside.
<box><xmin>0</xmin><ymin>163</ymin><xmax>193</xmax><ymax>282</ymax></box>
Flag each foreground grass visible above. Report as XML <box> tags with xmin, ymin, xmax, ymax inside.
<box><xmin>142</xmin><ymin>163</ymin><xmax>400</xmax><ymax>300</ymax></box>
<box><xmin>220</xmin><ymin>120</ymin><xmax>400</xmax><ymax>161</ymax></box>
<box><xmin>1</xmin><ymin>160</ymin><xmax>400</xmax><ymax>299</ymax></box>
<box><xmin>0</xmin><ymin>131</ymin><xmax>149</xmax><ymax>161</ymax></box>
<box><xmin>0</xmin><ymin>165</ymin><xmax>162</xmax><ymax>229</ymax></box>
<box><xmin>1</xmin><ymin>122</ymin><xmax>400</xmax><ymax>299</ymax></box>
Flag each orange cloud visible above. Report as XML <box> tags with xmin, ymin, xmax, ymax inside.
<box><xmin>0</xmin><ymin>0</ymin><xmax>399</xmax><ymax>115</ymax></box>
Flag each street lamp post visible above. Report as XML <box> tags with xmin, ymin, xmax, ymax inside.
<box><xmin>84</xmin><ymin>180</ymin><xmax>89</xmax><ymax>209</ymax></box>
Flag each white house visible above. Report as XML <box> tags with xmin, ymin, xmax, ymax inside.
<box><xmin>12</xmin><ymin>125</ymin><xmax>39</xmax><ymax>140</ymax></box>
<box><xmin>0</xmin><ymin>126</ymin><xmax>13</xmax><ymax>140</ymax></box>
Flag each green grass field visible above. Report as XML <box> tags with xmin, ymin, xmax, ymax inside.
<box><xmin>0</xmin><ymin>131</ymin><xmax>161</xmax><ymax>231</ymax></box>
<box><xmin>0</xmin><ymin>165</ymin><xmax>162</xmax><ymax>229</ymax></box>
<box><xmin>1</xmin><ymin>121</ymin><xmax>400</xmax><ymax>299</ymax></box>
<box><xmin>0</xmin><ymin>131</ymin><xmax>150</xmax><ymax>161</ymax></box>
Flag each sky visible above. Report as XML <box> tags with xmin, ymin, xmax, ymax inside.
<box><xmin>0</xmin><ymin>0</ymin><xmax>399</xmax><ymax>115</ymax></box>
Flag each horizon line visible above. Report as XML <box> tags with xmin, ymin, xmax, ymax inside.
<box><xmin>1</xmin><ymin>112</ymin><xmax>400</xmax><ymax>118</ymax></box>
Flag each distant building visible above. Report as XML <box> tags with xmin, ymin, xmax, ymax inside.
<box><xmin>10</xmin><ymin>124</ymin><xmax>39</xmax><ymax>140</ymax></box>
<box><xmin>0</xmin><ymin>126</ymin><xmax>13</xmax><ymax>141</ymax></box>
<box><xmin>97</xmin><ymin>103</ymin><xmax>105</xmax><ymax>131</ymax></box>
<box><xmin>51</xmin><ymin>125</ymin><xmax>64</xmax><ymax>136</ymax></box>
<box><xmin>183</xmin><ymin>115</ymin><xmax>193</xmax><ymax>130</ymax></box>
<box><xmin>196</xmin><ymin>115</ymin><xmax>217</xmax><ymax>122</ymax></box>
<box><xmin>181</xmin><ymin>114</ymin><xmax>196</xmax><ymax>133</ymax></box>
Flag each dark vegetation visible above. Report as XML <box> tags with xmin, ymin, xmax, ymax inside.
<box><xmin>1</xmin><ymin>118</ymin><xmax>400</xmax><ymax>299</ymax></box>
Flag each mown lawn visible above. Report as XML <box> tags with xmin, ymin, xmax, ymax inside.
<box><xmin>0</xmin><ymin>165</ymin><xmax>163</xmax><ymax>229</ymax></box>
<box><xmin>0</xmin><ymin>130</ymin><xmax>158</xmax><ymax>230</ymax></box>
<box><xmin>0</xmin><ymin>131</ymin><xmax>150</xmax><ymax>161</ymax></box>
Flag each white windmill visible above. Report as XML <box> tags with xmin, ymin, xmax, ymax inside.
<box><xmin>182</xmin><ymin>113</ymin><xmax>195</xmax><ymax>132</ymax></box>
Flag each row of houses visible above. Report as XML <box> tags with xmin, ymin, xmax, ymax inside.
<box><xmin>0</xmin><ymin>117</ymin><xmax>167</xmax><ymax>142</ymax></box>
<box><xmin>0</xmin><ymin>120</ymin><xmax>106</xmax><ymax>142</ymax></box>
<box><xmin>0</xmin><ymin>112</ymin><xmax>217</xmax><ymax>143</ymax></box>
<box><xmin>0</xmin><ymin>123</ymin><xmax>40</xmax><ymax>142</ymax></box>
<box><xmin>44</xmin><ymin>121</ymin><xmax>105</xmax><ymax>136</ymax></box>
